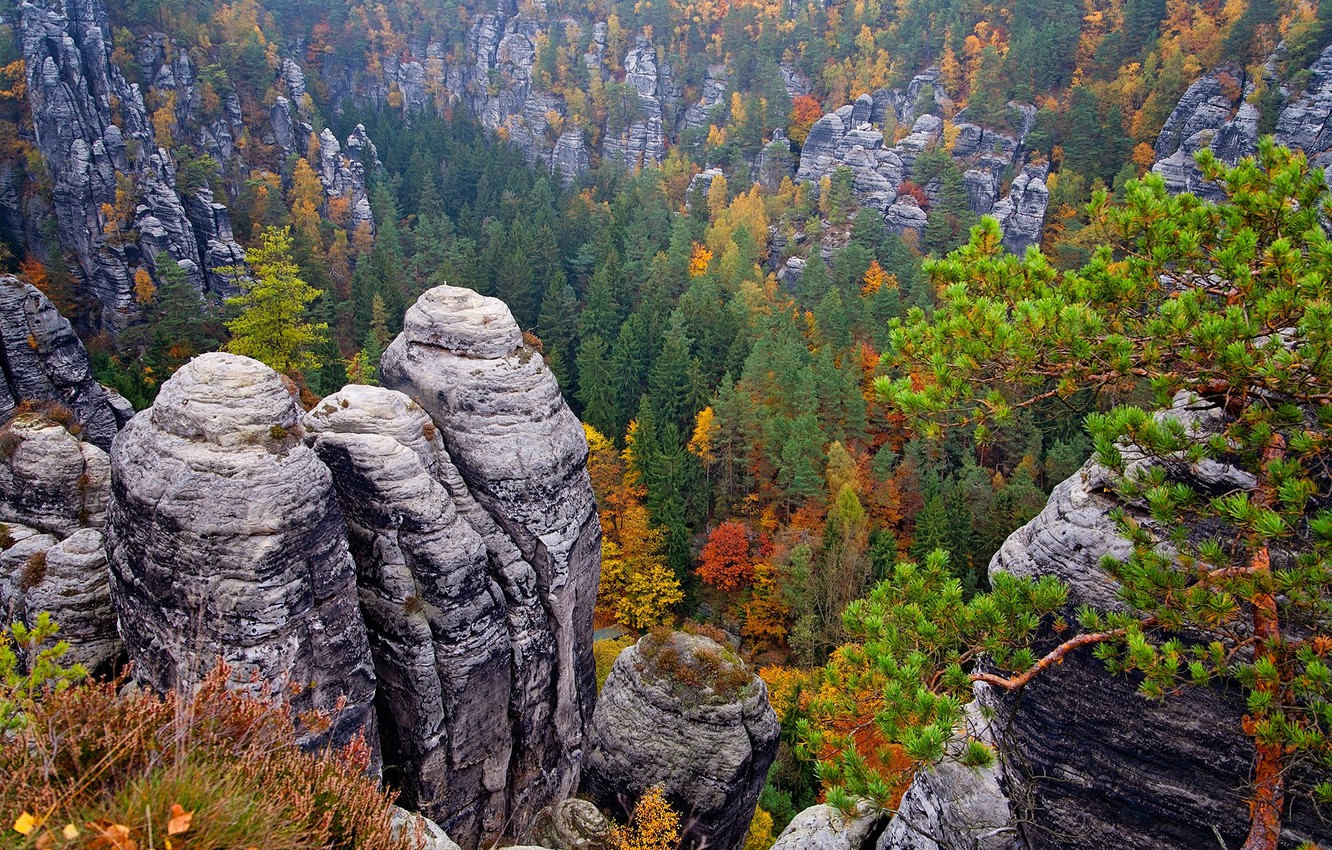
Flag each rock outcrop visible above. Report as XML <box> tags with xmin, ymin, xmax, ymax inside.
<box><xmin>989</xmin><ymin>163</ymin><xmax>1050</xmax><ymax>256</ymax></box>
<box><xmin>1153</xmin><ymin>44</ymin><xmax>1332</xmax><ymax>193</ymax></box>
<box><xmin>581</xmin><ymin>631</ymin><xmax>779</xmax><ymax>850</ymax></box>
<box><xmin>379</xmin><ymin>284</ymin><xmax>601</xmax><ymax>846</ymax></box>
<box><xmin>303</xmin><ymin>384</ymin><xmax>512</xmax><ymax>846</ymax></box>
<box><xmin>0</xmin><ymin>413</ymin><xmax>109</xmax><ymax>538</ymax></box>
<box><xmin>0</xmin><ymin>276</ymin><xmax>124</xmax><ymax>451</ymax></box>
<box><xmin>875</xmin><ymin>699</ymin><xmax>1016</xmax><ymax>850</ymax></box>
<box><xmin>1152</xmin><ymin>66</ymin><xmax>1258</xmax><ymax>199</ymax></box>
<box><xmin>792</xmin><ymin>91</ymin><xmax>1046</xmax><ymax>254</ymax></box>
<box><xmin>888</xmin><ymin>394</ymin><xmax>1332</xmax><ymax>849</ymax></box>
<box><xmin>106</xmin><ymin>353</ymin><xmax>379</xmax><ymax>754</ymax></box>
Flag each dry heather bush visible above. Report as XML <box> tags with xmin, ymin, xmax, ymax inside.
<box><xmin>638</xmin><ymin>627</ymin><xmax>752</xmax><ymax>704</ymax></box>
<box><xmin>18</xmin><ymin>550</ymin><xmax>46</xmax><ymax>592</ymax></box>
<box><xmin>2</xmin><ymin>662</ymin><xmax>414</xmax><ymax>850</ymax></box>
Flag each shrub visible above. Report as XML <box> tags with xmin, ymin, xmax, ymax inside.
<box><xmin>608</xmin><ymin>785</ymin><xmax>680</xmax><ymax>850</ymax></box>
<box><xmin>2</xmin><ymin>658</ymin><xmax>411</xmax><ymax>850</ymax></box>
<box><xmin>19</xmin><ymin>550</ymin><xmax>46</xmax><ymax>592</ymax></box>
<box><xmin>637</xmin><ymin>628</ymin><xmax>752</xmax><ymax>704</ymax></box>
<box><xmin>593</xmin><ymin>634</ymin><xmax>636</xmax><ymax>692</ymax></box>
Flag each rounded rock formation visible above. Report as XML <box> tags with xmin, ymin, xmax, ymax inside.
<box><xmin>580</xmin><ymin>630</ymin><xmax>779</xmax><ymax>850</ymax></box>
<box><xmin>106</xmin><ymin>352</ymin><xmax>377</xmax><ymax>753</ymax></box>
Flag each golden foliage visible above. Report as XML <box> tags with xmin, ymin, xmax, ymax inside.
<box><xmin>609</xmin><ymin>786</ymin><xmax>681</xmax><ymax>850</ymax></box>
<box><xmin>688</xmin><ymin>243</ymin><xmax>713</xmax><ymax>278</ymax></box>
<box><xmin>742</xmin><ymin>807</ymin><xmax>775</xmax><ymax>850</ymax></box>
<box><xmin>133</xmin><ymin>267</ymin><xmax>156</xmax><ymax>305</ymax></box>
<box><xmin>686</xmin><ymin>406</ymin><xmax>718</xmax><ymax>463</ymax></box>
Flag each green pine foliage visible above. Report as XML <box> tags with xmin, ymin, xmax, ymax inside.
<box><xmin>223</xmin><ymin>226</ymin><xmax>329</xmax><ymax>375</ymax></box>
<box><xmin>857</xmin><ymin>139</ymin><xmax>1332</xmax><ymax>844</ymax></box>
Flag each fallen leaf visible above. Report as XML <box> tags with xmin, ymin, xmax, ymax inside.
<box><xmin>166</xmin><ymin>804</ymin><xmax>193</xmax><ymax>836</ymax></box>
<box><xmin>13</xmin><ymin>812</ymin><xmax>39</xmax><ymax>835</ymax></box>
<box><xmin>62</xmin><ymin>824</ymin><xmax>80</xmax><ymax>840</ymax></box>
<box><xmin>35</xmin><ymin>833</ymin><xmax>55</xmax><ymax>850</ymax></box>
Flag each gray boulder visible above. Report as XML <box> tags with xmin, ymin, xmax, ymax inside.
<box><xmin>0</xmin><ymin>526</ymin><xmax>119</xmax><ymax>673</ymax></box>
<box><xmin>106</xmin><ymin>352</ymin><xmax>378</xmax><ymax>755</ymax></box>
<box><xmin>381</xmin><ymin>285</ymin><xmax>600</xmax><ymax>846</ymax></box>
<box><xmin>581</xmin><ymin>631</ymin><xmax>780</xmax><ymax>850</ymax></box>
<box><xmin>524</xmin><ymin>799</ymin><xmax>610</xmax><ymax>850</ymax></box>
<box><xmin>0</xmin><ymin>413</ymin><xmax>109</xmax><ymax>537</ymax></box>
<box><xmin>876</xmin><ymin>699</ymin><xmax>1016</xmax><ymax>850</ymax></box>
<box><xmin>769</xmin><ymin>804</ymin><xmax>883</xmax><ymax>850</ymax></box>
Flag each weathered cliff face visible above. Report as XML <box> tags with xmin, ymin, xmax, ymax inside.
<box><xmin>105</xmin><ymin>352</ymin><xmax>380</xmax><ymax>754</ymax></box>
<box><xmin>1152</xmin><ymin>65</ymin><xmax>1258</xmax><ymax>199</ymax></box>
<box><xmin>303</xmin><ymin>384</ymin><xmax>513</xmax><ymax>847</ymax></box>
<box><xmin>12</xmin><ymin>0</ymin><xmax>379</xmax><ymax>332</ymax></box>
<box><xmin>580</xmin><ymin>631</ymin><xmax>780</xmax><ymax>850</ymax></box>
<box><xmin>881</xmin><ymin>394</ymin><xmax>1332</xmax><ymax>850</ymax></box>
<box><xmin>792</xmin><ymin>88</ymin><xmax>1045</xmax><ymax>253</ymax></box>
<box><xmin>0</xmin><ymin>412</ymin><xmax>119</xmax><ymax>673</ymax></box>
<box><xmin>0</xmin><ymin>275</ymin><xmax>125</xmax><ymax>450</ymax></box>
<box><xmin>19</xmin><ymin>0</ymin><xmax>206</xmax><ymax>327</ymax></box>
<box><xmin>1153</xmin><ymin>43</ymin><xmax>1332</xmax><ymax>192</ymax></box>
<box><xmin>376</xmin><ymin>284</ymin><xmax>601</xmax><ymax>845</ymax></box>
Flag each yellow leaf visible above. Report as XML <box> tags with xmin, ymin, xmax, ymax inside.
<box><xmin>62</xmin><ymin>824</ymin><xmax>79</xmax><ymax>840</ymax></box>
<box><xmin>166</xmin><ymin>804</ymin><xmax>193</xmax><ymax>836</ymax></box>
<box><xmin>13</xmin><ymin>812</ymin><xmax>39</xmax><ymax>835</ymax></box>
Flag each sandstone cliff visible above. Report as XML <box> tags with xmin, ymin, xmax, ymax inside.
<box><xmin>90</xmin><ymin>286</ymin><xmax>599</xmax><ymax>850</ymax></box>
<box><xmin>106</xmin><ymin>352</ymin><xmax>381</xmax><ymax>755</ymax></box>
<box><xmin>1152</xmin><ymin>44</ymin><xmax>1332</xmax><ymax>192</ymax></box>
<box><xmin>380</xmin><ymin>284</ymin><xmax>601</xmax><ymax>845</ymax></box>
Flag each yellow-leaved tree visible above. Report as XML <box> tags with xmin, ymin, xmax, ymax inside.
<box><xmin>610</xmin><ymin>785</ymin><xmax>681</xmax><ymax>850</ymax></box>
<box><xmin>223</xmin><ymin>226</ymin><xmax>328</xmax><ymax>375</ymax></box>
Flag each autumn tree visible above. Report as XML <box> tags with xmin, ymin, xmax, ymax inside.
<box><xmin>697</xmin><ymin>520</ymin><xmax>754</xmax><ymax>592</ymax></box>
<box><xmin>609</xmin><ymin>785</ymin><xmax>681</xmax><ymax>850</ymax></box>
<box><xmin>827</xmin><ymin>141</ymin><xmax>1332</xmax><ymax>850</ymax></box>
<box><xmin>223</xmin><ymin>226</ymin><xmax>328</xmax><ymax>375</ymax></box>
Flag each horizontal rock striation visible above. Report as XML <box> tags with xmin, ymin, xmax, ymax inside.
<box><xmin>0</xmin><ymin>276</ymin><xmax>124</xmax><ymax>450</ymax></box>
<box><xmin>106</xmin><ymin>352</ymin><xmax>378</xmax><ymax>754</ymax></box>
<box><xmin>379</xmin><ymin>284</ymin><xmax>601</xmax><ymax>846</ymax></box>
<box><xmin>581</xmin><ymin>631</ymin><xmax>779</xmax><ymax>850</ymax></box>
<box><xmin>303</xmin><ymin>384</ymin><xmax>512</xmax><ymax>847</ymax></box>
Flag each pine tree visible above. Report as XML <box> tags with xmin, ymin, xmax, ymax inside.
<box><xmin>223</xmin><ymin>226</ymin><xmax>328</xmax><ymax>375</ymax></box>
<box><xmin>855</xmin><ymin>142</ymin><xmax>1332</xmax><ymax>850</ymax></box>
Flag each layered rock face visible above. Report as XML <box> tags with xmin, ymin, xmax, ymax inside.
<box><xmin>1152</xmin><ymin>65</ymin><xmax>1258</xmax><ymax>198</ymax></box>
<box><xmin>791</xmin><ymin>84</ymin><xmax>1046</xmax><ymax>254</ymax></box>
<box><xmin>884</xmin><ymin>395</ymin><xmax>1332</xmax><ymax>849</ymax></box>
<box><xmin>303</xmin><ymin>384</ymin><xmax>512</xmax><ymax>846</ymax></box>
<box><xmin>13</xmin><ymin>0</ymin><xmax>376</xmax><ymax>332</ymax></box>
<box><xmin>581</xmin><ymin>631</ymin><xmax>779</xmax><ymax>850</ymax></box>
<box><xmin>0</xmin><ymin>413</ymin><xmax>119</xmax><ymax>673</ymax></box>
<box><xmin>19</xmin><ymin>0</ymin><xmax>210</xmax><ymax>327</ymax></box>
<box><xmin>379</xmin><ymin>284</ymin><xmax>601</xmax><ymax>845</ymax></box>
<box><xmin>105</xmin><ymin>353</ymin><xmax>379</xmax><ymax>753</ymax></box>
<box><xmin>1153</xmin><ymin>44</ymin><xmax>1332</xmax><ymax>191</ymax></box>
<box><xmin>0</xmin><ymin>276</ymin><xmax>125</xmax><ymax>451</ymax></box>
